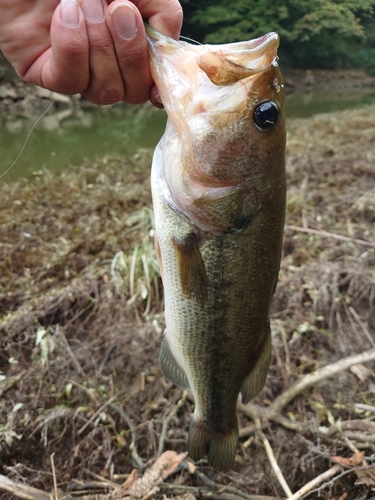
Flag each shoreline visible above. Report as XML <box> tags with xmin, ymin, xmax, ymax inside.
<box><xmin>0</xmin><ymin>58</ymin><xmax>374</xmax><ymax>119</ymax></box>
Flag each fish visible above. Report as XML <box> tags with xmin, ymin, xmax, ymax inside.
<box><xmin>146</xmin><ymin>25</ymin><xmax>286</xmax><ymax>472</ymax></box>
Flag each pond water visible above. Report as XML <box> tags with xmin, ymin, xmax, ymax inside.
<box><xmin>0</xmin><ymin>88</ymin><xmax>374</xmax><ymax>180</ymax></box>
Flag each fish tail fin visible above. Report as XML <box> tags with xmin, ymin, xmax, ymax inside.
<box><xmin>188</xmin><ymin>418</ymin><xmax>238</xmax><ymax>472</ymax></box>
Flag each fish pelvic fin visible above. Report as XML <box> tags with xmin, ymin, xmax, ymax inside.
<box><xmin>159</xmin><ymin>337</ymin><xmax>191</xmax><ymax>391</ymax></box>
<box><xmin>188</xmin><ymin>418</ymin><xmax>239</xmax><ymax>472</ymax></box>
<box><xmin>173</xmin><ymin>233</ymin><xmax>208</xmax><ymax>305</ymax></box>
<box><xmin>240</xmin><ymin>330</ymin><xmax>271</xmax><ymax>404</ymax></box>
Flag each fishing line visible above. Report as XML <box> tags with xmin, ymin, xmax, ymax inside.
<box><xmin>179</xmin><ymin>35</ymin><xmax>202</xmax><ymax>45</ymax></box>
<box><xmin>0</xmin><ymin>98</ymin><xmax>56</xmax><ymax>180</ymax></box>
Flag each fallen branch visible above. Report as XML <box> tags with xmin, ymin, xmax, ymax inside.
<box><xmin>194</xmin><ymin>469</ymin><xmax>260</xmax><ymax>500</ymax></box>
<box><xmin>287</xmin><ymin>465</ymin><xmax>342</xmax><ymax>500</ymax></box>
<box><xmin>348</xmin><ymin>306</ymin><xmax>375</xmax><ymax>348</ymax></box>
<box><xmin>239</xmin><ymin>349</ymin><xmax>375</xmax><ymax>437</ymax></box>
<box><xmin>267</xmin><ymin>348</ymin><xmax>375</xmax><ymax>418</ymax></box>
<box><xmin>0</xmin><ymin>474</ymin><xmax>56</xmax><ymax>500</ymax></box>
<box><xmin>159</xmin><ymin>482</ymin><xmax>279</xmax><ymax>500</ymax></box>
<box><xmin>157</xmin><ymin>390</ymin><xmax>187</xmax><ymax>457</ymax></box>
<box><xmin>255</xmin><ymin>419</ymin><xmax>293</xmax><ymax>497</ymax></box>
<box><xmin>109</xmin><ymin>403</ymin><xmax>146</xmax><ymax>472</ymax></box>
<box><xmin>355</xmin><ymin>403</ymin><xmax>375</xmax><ymax>414</ymax></box>
<box><xmin>78</xmin><ymin>393</ymin><xmax>119</xmax><ymax>435</ymax></box>
<box><xmin>0</xmin><ymin>370</ymin><xmax>27</xmax><ymax>397</ymax></box>
<box><xmin>319</xmin><ymin>419</ymin><xmax>375</xmax><ymax>438</ymax></box>
<box><xmin>50</xmin><ymin>453</ymin><xmax>58</xmax><ymax>500</ymax></box>
<box><xmin>286</xmin><ymin>225</ymin><xmax>375</xmax><ymax>248</ymax></box>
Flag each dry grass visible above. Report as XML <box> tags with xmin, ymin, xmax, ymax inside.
<box><xmin>0</xmin><ymin>105</ymin><xmax>375</xmax><ymax>500</ymax></box>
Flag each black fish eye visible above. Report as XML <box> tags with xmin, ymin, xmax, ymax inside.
<box><xmin>253</xmin><ymin>101</ymin><xmax>280</xmax><ymax>131</ymax></box>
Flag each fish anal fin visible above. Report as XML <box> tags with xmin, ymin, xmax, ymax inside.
<box><xmin>173</xmin><ymin>233</ymin><xmax>207</xmax><ymax>305</ymax></box>
<box><xmin>188</xmin><ymin>418</ymin><xmax>238</xmax><ymax>472</ymax></box>
<box><xmin>240</xmin><ymin>331</ymin><xmax>271</xmax><ymax>404</ymax></box>
<box><xmin>159</xmin><ymin>338</ymin><xmax>190</xmax><ymax>391</ymax></box>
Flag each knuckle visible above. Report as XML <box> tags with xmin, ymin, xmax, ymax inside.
<box><xmin>125</xmin><ymin>91</ymin><xmax>149</xmax><ymax>105</ymax></box>
<box><xmin>118</xmin><ymin>46</ymin><xmax>147</xmax><ymax>69</ymax></box>
<box><xmin>86</xmin><ymin>35</ymin><xmax>114</xmax><ymax>55</ymax></box>
<box><xmin>62</xmin><ymin>38</ymin><xmax>87</xmax><ymax>59</ymax></box>
<box><xmin>45</xmin><ymin>74</ymin><xmax>88</xmax><ymax>96</ymax></box>
<box><xmin>83</xmin><ymin>84</ymin><xmax>125</xmax><ymax>105</ymax></box>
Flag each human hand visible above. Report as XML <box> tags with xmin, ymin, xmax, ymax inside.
<box><xmin>0</xmin><ymin>0</ymin><xmax>182</xmax><ymax>105</ymax></box>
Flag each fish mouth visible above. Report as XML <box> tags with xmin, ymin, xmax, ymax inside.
<box><xmin>145</xmin><ymin>24</ymin><xmax>279</xmax><ymax>85</ymax></box>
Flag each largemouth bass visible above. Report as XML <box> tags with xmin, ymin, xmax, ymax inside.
<box><xmin>146</xmin><ymin>26</ymin><xmax>286</xmax><ymax>472</ymax></box>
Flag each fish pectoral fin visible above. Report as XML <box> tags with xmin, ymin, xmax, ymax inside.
<box><xmin>159</xmin><ymin>338</ymin><xmax>190</xmax><ymax>391</ymax></box>
<box><xmin>154</xmin><ymin>233</ymin><xmax>164</xmax><ymax>281</ymax></box>
<box><xmin>240</xmin><ymin>331</ymin><xmax>271</xmax><ymax>404</ymax></box>
<box><xmin>188</xmin><ymin>418</ymin><xmax>238</xmax><ymax>472</ymax></box>
<box><xmin>173</xmin><ymin>233</ymin><xmax>207</xmax><ymax>305</ymax></box>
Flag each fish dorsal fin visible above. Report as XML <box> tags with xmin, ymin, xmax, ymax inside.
<box><xmin>197</xmin><ymin>51</ymin><xmax>258</xmax><ymax>85</ymax></box>
<box><xmin>159</xmin><ymin>338</ymin><xmax>191</xmax><ymax>391</ymax></box>
<box><xmin>240</xmin><ymin>330</ymin><xmax>271</xmax><ymax>404</ymax></box>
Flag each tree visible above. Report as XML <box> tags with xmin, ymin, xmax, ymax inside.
<box><xmin>180</xmin><ymin>0</ymin><xmax>375</xmax><ymax>69</ymax></box>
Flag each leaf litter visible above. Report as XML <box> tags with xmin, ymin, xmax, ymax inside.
<box><xmin>0</xmin><ymin>105</ymin><xmax>375</xmax><ymax>499</ymax></box>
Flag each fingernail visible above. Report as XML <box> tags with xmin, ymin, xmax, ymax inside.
<box><xmin>60</xmin><ymin>0</ymin><xmax>80</xmax><ymax>28</ymax></box>
<box><xmin>154</xmin><ymin>94</ymin><xmax>163</xmax><ymax>105</ymax></box>
<box><xmin>81</xmin><ymin>0</ymin><xmax>104</xmax><ymax>23</ymax></box>
<box><xmin>110</xmin><ymin>3</ymin><xmax>137</xmax><ymax>39</ymax></box>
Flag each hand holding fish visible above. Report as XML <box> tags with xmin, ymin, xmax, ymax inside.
<box><xmin>0</xmin><ymin>0</ymin><xmax>182</xmax><ymax>105</ymax></box>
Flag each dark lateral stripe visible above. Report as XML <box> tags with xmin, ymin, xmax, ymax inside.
<box><xmin>173</xmin><ymin>233</ymin><xmax>208</xmax><ymax>305</ymax></box>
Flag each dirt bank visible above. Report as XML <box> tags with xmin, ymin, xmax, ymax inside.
<box><xmin>0</xmin><ymin>104</ymin><xmax>375</xmax><ymax>499</ymax></box>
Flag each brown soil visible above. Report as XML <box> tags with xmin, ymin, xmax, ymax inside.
<box><xmin>282</xmin><ymin>68</ymin><xmax>375</xmax><ymax>92</ymax></box>
<box><xmin>0</xmin><ymin>105</ymin><xmax>375</xmax><ymax>500</ymax></box>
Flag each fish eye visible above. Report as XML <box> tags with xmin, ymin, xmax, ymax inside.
<box><xmin>253</xmin><ymin>101</ymin><xmax>280</xmax><ymax>132</ymax></box>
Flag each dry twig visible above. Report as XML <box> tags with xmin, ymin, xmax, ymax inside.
<box><xmin>287</xmin><ymin>464</ymin><xmax>342</xmax><ymax>500</ymax></box>
<box><xmin>0</xmin><ymin>474</ymin><xmax>55</xmax><ymax>500</ymax></box>
<box><xmin>239</xmin><ymin>348</ymin><xmax>375</xmax><ymax>428</ymax></box>
<box><xmin>348</xmin><ymin>306</ymin><xmax>375</xmax><ymax>348</ymax></box>
<box><xmin>286</xmin><ymin>225</ymin><xmax>375</xmax><ymax>249</ymax></box>
<box><xmin>0</xmin><ymin>370</ymin><xmax>27</xmax><ymax>397</ymax></box>
<box><xmin>157</xmin><ymin>390</ymin><xmax>187</xmax><ymax>457</ymax></box>
<box><xmin>78</xmin><ymin>393</ymin><xmax>119</xmax><ymax>435</ymax></box>
<box><xmin>268</xmin><ymin>348</ymin><xmax>375</xmax><ymax>417</ymax></box>
<box><xmin>255</xmin><ymin>419</ymin><xmax>293</xmax><ymax>497</ymax></box>
<box><xmin>194</xmin><ymin>469</ymin><xmax>261</xmax><ymax>500</ymax></box>
<box><xmin>50</xmin><ymin>453</ymin><xmax>58</xmax><ymax>500</ymax></box>
<box><xmin>109</xmin><ymin>403</ymin><xmax>146</xmax><ymax>471</ymax></box>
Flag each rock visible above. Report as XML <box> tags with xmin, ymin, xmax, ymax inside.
<box><xmin>5</xmin><ymin>119</ymin><xmax>24</xmax><ymax>134</ymax></box>
<box><xmin>81</xmin><ymin>112</ymin><xmax>93</xmax><ymax>128</ymax></box>
<box><xmin>0</xmin><ymin>84</ymin><xmax>17</xmax><ymax>99</ymax></box>
<box><xmin>34</xmin><ymin>86</ymin><xmax>72</xmax><ymax>104</ymax></box>
<box><xmin>51</xmin><ymin>92</ymin><xmax>72</xmax><ymax>104</ymax></box>
<box><xmin>0</xmin><ymin>64</ymin><xmax>8</xmax><ymax>80</ymax></box>
<box><xmin>302</xmin><ymin>70</ymin><xmax>315</xmax><ymax>86</ymax></box>
<box><xmin>42</xmin><ymin>115</ymin><xmax>60</xmax><ymax>132</ymax></box>
<box><xmin>55</xmin><ymin>109</ymin><xmax>73</xmax><ymax>122</ymax></box>
<box><xmin>34</xmin><ymin>87</ymin><xmax>54</xmax><ymax>99</ymax></box>
<box><xmin>284</xmin><ymin>78</ymin><xmax>295</xmax><ymax>88</ymax></box>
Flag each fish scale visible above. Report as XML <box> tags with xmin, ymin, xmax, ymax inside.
<box><xmin>147</xmin><ymin>25</ymin><xmax>286</xmax><ymax>472</ymax></box>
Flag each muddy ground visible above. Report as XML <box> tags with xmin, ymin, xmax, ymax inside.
<box><xmin>0</xmin><ymin>103</ymin><xmax>375</xmax><ymax>500</ymax></box>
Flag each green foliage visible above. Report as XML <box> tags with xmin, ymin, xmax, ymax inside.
<box><xmin>180</xmin><ymin>0</ymin><xmax>375</xmax><ymax>69</ymax></box>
